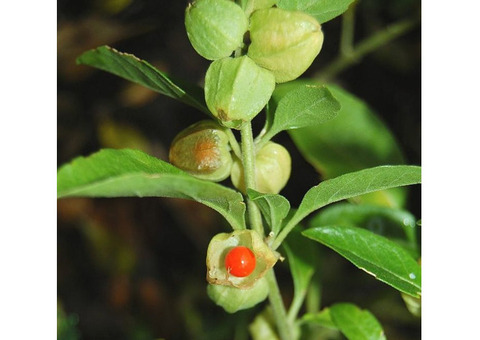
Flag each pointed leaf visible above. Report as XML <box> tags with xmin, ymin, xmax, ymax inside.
<box><xmin>300</xmin><ymin>309</ymin><xmax>337</xmax><ymax>329</ymax></box>
<box><xmin>277</xmin><ymin>0</ymin><xmax>355</xmax><ymax>24</ymax></box>
<box><xmin>329</xmin><ymin>303</ymin><xmax>386</xmax><ymax>340</ymax></box>
<box><xmin>303</xmin><ymin>225</ymin><xmax>421</xmax><ymax>297</ymax></box>
<box><xmin>261</xmin><ymin>84</ymin><xmax>340</xmax><ymax>143</ymax></box>
<box><xmin>289</xmin><ymin>83</ymin><xmax>407</xmax><ymax>208</ymax></box>
<box><xmin>76</xmin><ymin>45</ymin><xmax>210</xmax><ymax>114</ymax></box>
<box><xmin>247</xmin><ymin>189</ymin><xmax>290</xmax><ymax>235</ymax></box>
<box><xmin>290</xmin><ymin>165</ymin><xmax>420</xmax><ymax>229</ymax></box>
<box><xmin>57</xmin><ymin>148</ymin><xmax>246</xmax><ymax>230</ymax></box>
<box><xmin>310</xmin><ymin>203</ymin><xmax>418</xmax><ymax>253</ymax></box>
<box><xmin>283</xmin><ymin>228</ymin><xmax>319</xmax><ymax>320</ymax></box>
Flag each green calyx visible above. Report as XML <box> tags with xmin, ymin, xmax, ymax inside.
<box><xmin>207</xmin><ymin>276</ymin><xmax>269</xmax><ymax>313</ymax></box>
<box><xmin>231</xmin><ymin>142</ymin><xmax>292</xmax><ymax>194</ymax></box>
<box><xmin>185</xmin><ymin>0</ymin><xmax>248</xmax><ymax>60</ymax></box>
<box><xmin>248</xmin><ymin>8</ymin><xmax>324</xmax><ymax>83</ymax></box>
<box><xmin>169</xmin><ymin>120</ymin><xmax>233</xmax><ymax>181</ymax></box>
<box><xmin>204</xmin><ymin>56</ymin><xmax>275</xmax><ymax>129</ymax></box>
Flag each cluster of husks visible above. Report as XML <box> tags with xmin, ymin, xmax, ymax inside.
<box><xmin>174</xmin><ymin>0</ymin><xmax>324</xmax><ymax>313</ymax></box>
<box><xmin>169</xmin><ymin>121</ymin><xmax>291</xmax><ymax>193</ymax></box>
<box><xmin>185</xmin><ymin>0</ymin><xmax>324</xmax><ymax>128</ymax></box>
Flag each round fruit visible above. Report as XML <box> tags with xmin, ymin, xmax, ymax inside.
<box><xmin>169</xmin><ymin>120</ymin><xmax>232</xmax><ymax>181</ymax></box>
<box><xmin>231</xmin><ymin>142</ymin><xmax>292</xmax><ymax>194</ymax></box>
<box><xmin>204</xmin><ymin>56</ymin><xmax>275</xmax><ymax>129</ymax></box>
<box><xmin>224</xmin><ymin>246</ymin><xmax>256</xmax><ymax>277</ymax></box>
<box><xmin>185</xmin><ymin>0</ymin><xmax>248</xmax><ymax>60</ymax></box>
<box><xmin>247</xmin><ymin>8</ymin><xmax>324</xmax><ymax>83</ymax></box>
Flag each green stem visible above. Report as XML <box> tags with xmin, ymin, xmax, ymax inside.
<box><xmin>240</xmin><ymin>122</ymin><xmax>264</xmax><ymax>236</ymax></box>
<box><xmin>226</xmin><ymin>128</ymin><xmax>242</xmax><ymax>160</ymax></box>
<box><xmin>317</xmin><ymin>15</ymin><xmax>420</xmax><ymax>81</ymax></box>
<box><xmin>271</xmin><ymin>214</ymin><xmax>301</xmax><ymax>250</ymax></box>
<box><xmin>340</xmin><ymin>1</ymin><xmax>357</xmax><ymax>57</ymax></box>
<box><xmin>266</xmin><ymin>270</ymin><xmax>294</xmax><ymax>340</ymax></box>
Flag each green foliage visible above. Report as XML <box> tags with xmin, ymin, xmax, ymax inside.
<box><xmin>285</xmin><ymin>165</ymin><xmax>420</xmax><ymax>231</ymax></box>
<box><xmin>303</xmin><ymin>225</ymin><xmax>421</xmax><ymax>297</ymax></box>
<box><xmin>57</xmin><ymin>148</ymin><xmax>246</xmax><ymax>230</ymax></box>
<box><xmin>289</xmin><ymin>83</ymin><xmax>407</xmax><ymax>208</ymax></box>
<box><xmin>76</xmin><ymin>46</ymin><xmax>209</xmax><ymax>114</ymax></box>
<box><xmin>58</xmin><ymin>0</ymin><xmax>420</xmax><ymax>338</ymax></box>
<box><xmin>247</xmin><ymin>189</ymin><xmax>290</xmax><ymax>236</ymax></box>
<box><xmin>310</xmin><ymin>203</ymin><xmax>419</xmax><ymax>256</ymax></box>
<box><xmin>301</xmin><ymin>303</ymin><xmax>386</xmax><ymax>340</ymax></box>
<box><xmin>260</xmin><ymin>83</ymin><xmax>340</xmax><ymax>145</ymax></box>
<box><xmin>329</xmin><ymin>303</ymin><xmax>386</xmax><ymax>340</ymax></box>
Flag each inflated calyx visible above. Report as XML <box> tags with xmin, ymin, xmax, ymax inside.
<box><xmin>185</xmin><ymin>0</ymin><xmax>248</xmax><ymax>60</ymax></box>
<box><xmin>231</xmin><ymin>142</ymin><xmax>291</xmax><ymax>194</ymax></box>
<box><xmin>248</xmin><ymin>8</ymin><xmax>324</xmax><ymax>83</ymax></box>
<box><xmin>205</xmin><ymin>56</ymin><xmax>275</xmax><ymax>129</ymax></box>
<box><xmin>169</xmin><ymin>120</ymin><xmax>232</xmax><ymax>181</ymax></box>
<box><xmin>206</xmin><ymin>229</ymin><xmax>279</xmax><ymax>312</ymax></box>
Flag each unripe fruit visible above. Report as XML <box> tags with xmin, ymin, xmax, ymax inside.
<box><xmin>185</xmin><ymin>0</ymin><xmax>248</xmax><ymax>60</ymax></box>
<box><xmin>248</xmin><ymin>8</ymin><xmax>324</xmax><ymax>83</ymax></box>
<box><xmin>231</xmin><ymin>142</ymin><xmax>291</xmax><ymax>194</ymax></box>
<box><xmin>204</xmin><ymin>56</ymin><xmax>275</xmax><ymax>129</ymax></box>
<box><xmin>169</xmin><ymin>120</ymin><xmax>232</xmax><ymax>181</ymax></box>
<box><xmin>225</xmin><ymin>246</ymin><xmax>256</xmax><ymax>277</ymax></box>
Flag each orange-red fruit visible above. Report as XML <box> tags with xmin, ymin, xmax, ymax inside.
<box><xmin>224</xmin><ymin>246</ymin><xmax>256</xmax><ymax>277</ymax></box>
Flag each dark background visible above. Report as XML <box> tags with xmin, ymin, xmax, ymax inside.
<box><xmin>57</xmin><ymin>0</ymin><xmax>421</xmax><ymax>338</ymax></box>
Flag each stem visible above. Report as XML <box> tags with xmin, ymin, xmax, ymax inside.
<box><xmin>271</xmin><ymin>214</ymin><xmax>303</xmax><ymax>250</ymax></box>
<box><xmin>266</xmin><ymin>270</ymin><xmax>294</xmax><ymax>340</ymax></box>
<box><xmin>340</xmin><ymin>1</ymin><xmax>357</xmax><ymax>57</ymax></box>
<box><xmin>317</xmin><ymin>15</ymin><xmax>420</xmax><ymax>81</ymax></box>
<box><xmin>226</xmin><ymin>128</ymin><xmax>242</xmax><ymax>160</ymax></box>
<box><xmin>240</xmin><ymin>122</ymin><xmax>264</xmax><ymax>236</ymax></box>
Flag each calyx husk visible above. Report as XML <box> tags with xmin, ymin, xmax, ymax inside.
<box><xmin>207</xmin><ymin>277</ymin><xmax>269</xmax><ymax>313</ymax></box>
<box><xmin>248</xmin><ymin>8</ymin><xmax>324</xmax><ymax>83</ymax></box>
<box><xmin>206</xmin><ymin>229</ymin><xmax>279</xmax><ymax>289</ymax></box>
<box><xmin>204</xmin><ymin>56</ymin><xmax>275</xmax><ymax>129</ymax></box>
<box><xmin>169</xmin><ymin>120</ymin><xmax>232</xmax><ymax>181</ymax></box>
<box><xmin>185</xmin><ymin>0</ymin><xmax>248</xmax><ymax>60</ymax></box>
<box><xmin>231</xmin><ymin>142</ymin><xmax>292</xmax><ymax>194</ymax></box>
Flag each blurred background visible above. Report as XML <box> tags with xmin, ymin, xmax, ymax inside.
<box><xmin>57</xmin><ymin>0</ymin><xmax>421</xmax><ymax>339</ymax></box>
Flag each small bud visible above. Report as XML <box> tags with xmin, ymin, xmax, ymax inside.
<box><xmin>185</xmin><ymin>0</ymin><xmax>248</xmax><ymax>60</ymax></box>
<box><xmin>206</xmin><ymin>229</ymin><xmax>278</xmax><ymax>289</ymax></box>
<box><xmin>231</xmin><ymin>142</ymin><xmax>291</xmax><ymax>194</ymax></box>
<box><xmin>248</xmin><ymin>8</ymin><xmax>324</xmax><ymax>83</ymax></box>
<box><xmin>204</xmin><ymin>56</ymin><xmax>276</xmax><ymax>129</ymax></box>
<box><xmin>169</xmin><ymin>120</ymin><xmax>232</xmax><ymax>181</ymax></box>
<box><xmin>207</xmin><ymin>276</ymin><xmax>269</xmax><ymax>313</ymax></box>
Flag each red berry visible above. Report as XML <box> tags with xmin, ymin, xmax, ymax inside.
<box><xmin>224</xmin><ymin>246</ymin><xmax>256</xmax><ymax>277</ymax></box>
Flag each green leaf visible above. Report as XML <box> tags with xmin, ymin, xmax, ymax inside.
<box><xmin>310</xmin><ymin>203</ymin><xmax>418</xmax><ymax>252</ymax></box>
<box><xmin>300</xmin><ymin>308</ymin><xmax>337</xmax><ymax>329</ymax></box>
<box><xmin>303</xmin><ymin>225</ymin><xmax>421</xmax><ymax>297</ymax></box>
<box><xmin>277</xmin><ymin>0</ymin><xmax>355</xmax><ymax>24</ymax></box>
<box><xmin>283</xmin><ymin>228</ymin><xmax>319</xmax><ymax>321</ymax></box>
<box><xmin>329</xmin><ymin>303</ymin><xmax>386</xmax><ymax>340</ymax></box>
<box><xmin>76</xmin><ymin>45</ymin><xmax>210</xmax><ymax>114</ymax></box>
<box><xmin>289</xmin><ymin>83</ymin><xmax>407</xmax><ymax>208</ymax></box>
<box><xmin>261</xmin><ymin>84</ymin><xmax>340</xmax><ymax>145</ymax></box>
<box><xmin>247</xmin><ymin>189</ymin><xmax>290</xmax><ymax>235</ymax></box>
<box><xmin>57</xmin><ymin>148</ymin><xmax>246</xmax><ymax>230</ymax></box>
<box><xmin>290</xmin><ymin>165</ymin><xmax>420</xmax><ymax>229</ymax></box>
